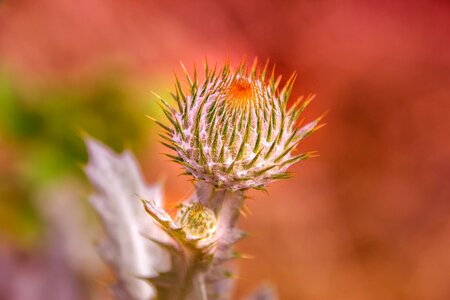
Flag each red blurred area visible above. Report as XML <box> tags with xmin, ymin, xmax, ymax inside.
<box><xmin>1</xmin><ymin>0</ymin><xmax>450</xmax><ymax>299</ymax></box>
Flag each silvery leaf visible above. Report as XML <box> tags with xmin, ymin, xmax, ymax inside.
<box><xmin>85</xmin><ymin>138</ymin><xmax>171</xmax><ymax>300</ymax></box>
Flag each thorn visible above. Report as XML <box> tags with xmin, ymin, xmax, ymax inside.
<box><xmin>145</xmin><ymin>114</ymin><xmax>157</xmax><ymax>121</ymax></box>
<box><xmin>316</xmin><ymin>109</ymin><xmax>329</xmax><ymax>122</ymax></box>
<box><xmin>75</xmin><ymin>127</ymin><xmax>92</xmax><ymax>140</ymax></box>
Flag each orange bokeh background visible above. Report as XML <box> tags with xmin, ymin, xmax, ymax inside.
<box><xmin>1</xmin><ymin>1</ymin><xmax>449</xmax><ymax>299</ymax></box>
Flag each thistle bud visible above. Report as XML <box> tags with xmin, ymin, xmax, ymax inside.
<box><xmin>157</xmin><ymin>60</ymin><xmax>320</xmax><ymax>190</ymax></box>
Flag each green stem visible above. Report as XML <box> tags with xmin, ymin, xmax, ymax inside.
<box><xmin>178</xmin><ymin>253</ymin><xmax>207</xmax><ymax>300</ymax></box>
<box><xmin>176</xmin><ymin>182</ymin><xmax>245</xmax><ymax>299</ymax></box>
<box><xmin>193</xmin><ymin>273</ymin><xmax>207</xmax><ymax>300</ymax></box>
<box><xmin>194</xmin><ymin>182</ymin><xmax>246</xmax><ymax>298</ymax></box>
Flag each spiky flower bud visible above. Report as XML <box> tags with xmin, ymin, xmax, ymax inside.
<box><xmin>157</xmin><ymin>60</ymin><xmax>320</xmax><ymax>190</ymax></box>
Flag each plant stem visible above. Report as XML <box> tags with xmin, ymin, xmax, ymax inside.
<box><xmin>194</xmin><ymin>182</ymin><xmax>245</xmax><ymax>298</ymax></box>
<box><xmin>176</xmin><ymin>182</ymin><xmax>245</xmax><ymax>299</ymax></box>
<box><xmin>193</xmin><ymin>273</ymin><xmax>207</xmax><ymax>300</ymax></box>
<box><xmin>178</xmin><ymin>252</ymin><xmax>206</xmax><ymax>300</ymax></box>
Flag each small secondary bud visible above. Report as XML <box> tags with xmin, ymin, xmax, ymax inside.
<box><xmin>176</xmin><ymin>202</ymin><xmax>217</xmax><ymax>241</ymax></box>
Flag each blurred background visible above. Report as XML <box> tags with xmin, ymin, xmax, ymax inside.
<box><xmin>0</xmin><ymin>0</ymin><xmax>449</xmax><ymax>299</ymax></box>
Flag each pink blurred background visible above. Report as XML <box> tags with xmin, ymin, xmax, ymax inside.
<box><xmin>1</xmin><ymin>0</ymin><xmax>449</xmax><ymax>299</ymax></box>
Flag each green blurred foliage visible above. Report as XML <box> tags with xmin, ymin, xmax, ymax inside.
<box><xmin>0</xmin><ymin>71</ymin><xmax>160</xmax><ymax>247</ymax></box>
